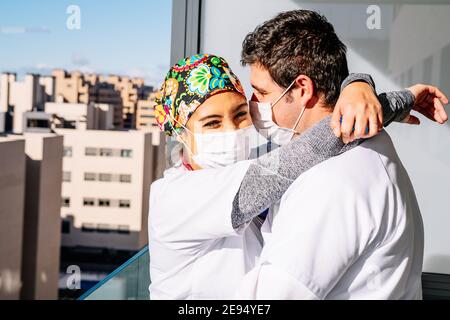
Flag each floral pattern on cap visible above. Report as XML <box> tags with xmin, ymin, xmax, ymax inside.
<box><xmin>154</xmin><ymin>54</ymin><xmax>245</xmax><ymax>136</ymax></box>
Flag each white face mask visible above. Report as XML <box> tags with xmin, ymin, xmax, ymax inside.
<box><xmin>249</xmin><ymin>80</ymin><xmax>306</xmax><ymax>146</ymax></box>
<box><xmin>167</xmin><ymin>113</ymin><xmax>254</xmax><ymax>169</ymax></box>
<box><xmin>192</xmin><ymin>126</ymin><xmax>254</xmax><ymax>169</ymax></box>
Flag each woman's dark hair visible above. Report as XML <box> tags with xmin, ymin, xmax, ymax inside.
<box><xmin>241</xmin><ymin>10</ymin><xmax>349</xmax><ymax>106</ymax></box>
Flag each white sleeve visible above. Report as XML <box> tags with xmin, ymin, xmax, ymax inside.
<box><xmin>237</xmin><ymin>168</ymin><xmax>382</xmax><ymax>299</ymax></box>
<box><xmin>149</xmin><ymin>160</ymin><xmax>251</xmax><ymax>249</ymax></box>
<box><xmin>235</xmin><ymin>262</ymin><xmax>319</xmax><ymax>300</ymax></box>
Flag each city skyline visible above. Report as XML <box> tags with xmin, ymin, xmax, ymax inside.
<box><xmin>0</xmin><ymin>0</ymin><xmax>172</xmax><ymax>87</ymax></box>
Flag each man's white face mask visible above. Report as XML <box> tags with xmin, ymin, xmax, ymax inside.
<box><xmin>249</xmin><ymin>80</ymin><xmax>306</xmax><ymax>146</ymax></box>
<box><xmin>168</xmin><ymin>114</ymin><xmax>255</xmax><ymax>169</ymax></box>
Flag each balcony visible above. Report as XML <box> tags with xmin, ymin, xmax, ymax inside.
<box><xmin>79</xmin><ymin>245</ymin><xmax>450</xmax><ymax>300</ymax></box>
<box><xmin>79</xmin><ymin>246</ymin><xmax>150</xmax><ymax>300</ymax></box>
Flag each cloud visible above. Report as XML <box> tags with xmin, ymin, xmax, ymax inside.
<box><xmin>71</xmin><ymin>54</ymin><xmax>90</xmax><ymax>67</ymax></box>
<box><xmin>0</xmin><ymin>26</ymin><xmax>50</xmax><ymax>34</ymax></box>
<box><xmin>123</xmin><ymin>64</ymin><xmax>169</xmax><ymax>87</ymax></box>
<box><xmin>36</xmin><ymin>63</ymin><xmax>51</xmax><ymax>70</ymax></box>
<box><xmin>11</xmin><ymin>64</ymin><xmax>54</xmax><ymax>76</ymax></box>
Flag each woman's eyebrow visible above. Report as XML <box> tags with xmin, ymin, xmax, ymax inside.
<box><xmin>198</xmin><ymin>114</ymin><xmax>222</xmax><ymax>122</ymax></box>
<box><xmin>234</xmin><ymin>102</ymin><xmax>249</xmax><ymax>112</ymax></box>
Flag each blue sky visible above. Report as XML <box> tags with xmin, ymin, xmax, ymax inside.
<box><xmin>0</xmin><ymin>0</ymin><xmax>172</xmax><ymax>87</ymax></box>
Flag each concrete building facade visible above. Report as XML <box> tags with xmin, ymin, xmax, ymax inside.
<box><xmin>51</xmin><ymin>69</ymin><xmax>157</xmax><ymax>130</ymax></box>
<box><xmin>21</xmin><ymin>133</ymin><xmax>63</xmax><ymax>300</ymax></box>
<box><xmin>0</xmin><ymin>133</ymin><xmax>63</xmax><ymax>300</ymax></box>
<box><xmin>136</xmin><ymin>92</ymin><xmax>158</xmax><ymax>130</ymax></box>
<box><xmin>45</xmin><ymin>102</ymin><xmax>115</xmax><ymax>131</ymax></box>
<box><xmin>0</xmin><ymin>136</ymin><xmax>26</xmax><ymax>300</ymax></box>
<box><xmin>56</xmin><ymin>128</ymin><xmax>165</xmax><ymax>251</ymax></box>
<box><xmin>0</xmin><ymin>73</ymin><xmax>53</xmax><ymax>134</ymax></box>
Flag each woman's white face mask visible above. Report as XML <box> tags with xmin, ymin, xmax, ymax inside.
<box><xmin>192</xmin><ymin>126</ymin><xmax>254</xmax><ymax>169</ymax></box>
<box><xmin>168</xmin><ymin>114</ymin><xmax>254</xmax><ymax>169</ymax></box>
<box><xmin>249</xmin><ymin>80</ymin><xmax>306</xmax><ymax>146</ymax></box>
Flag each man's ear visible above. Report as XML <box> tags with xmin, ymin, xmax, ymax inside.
<box><xmin>294</xmin><ymin>74</ymin><xmax>314</xmax><ymax>102</ymax></box>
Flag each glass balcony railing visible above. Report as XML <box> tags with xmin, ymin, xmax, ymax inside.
<box><xmin>78</xmin><ymin>246</ymin><xmax>150</xmax><ymax>300</ymax></box>
<box><xmin>78</xmin><ymin>244</ymin><xmax>450</xmax><ymax>300</ymax></box>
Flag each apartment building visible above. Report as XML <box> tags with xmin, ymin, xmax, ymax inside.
<box><xmin>56</xmin><ymin>128</ymin><xmax>165</xmax><ymax>251</ymax></box>
<box><xmin>104</xmin><ymin>75</ymin><xmax>154</xmax><ymax>129</ymax></box>
<box><xmin>0</xmin><ymin>136</ymin><xmax>26</xmax><ymax>300</ymax></box>
<box><xmin>45</xmin><ymin>102</ymin><xmax>115</xmax><ymax>131</ymax></box>
<box><xmin>51</xmin><ymin>70</ymin><xmax>157</xmax><ymax>130</ymax></box>
<box><xmin>135</xmin><ymin>91</ymin><xmax>159</xmax><ymax>130</ymax></box>
<box><xmin>52</xmin><ymin>69</ymin><xmax>123</xmax><ymax>129</ymax></box>
<box><xmin>0</xmin><ymin>73</ymin><xmax>54</xmax><ymax>134</ymax></box>
<box><xmin>21</xmin><ymin>133</ymin><xmax>63</xmax><ymax>300</ymax></box>
<box><xmin>1</xmin><ymin>70</ymin><xmax>159</xmax><ymax>133</ymax></box>
<box><xmin>0</xmin><ymin>133</ymin><xmax>63</xmax><ymax>300</ymax></box>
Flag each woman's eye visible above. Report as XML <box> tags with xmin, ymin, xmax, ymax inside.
<box><xmin>235</xmin><ymin>111</ymin><xmax>248</xmax><ymax>120</ymax></box>
<box><xmin>204</xmin><ymin>120</ymin><xmax>221</xmax><ymax>128</ymax></box>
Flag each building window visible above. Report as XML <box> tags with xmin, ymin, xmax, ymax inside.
<box><xmin>62</xmin><ymin>171</ymin><xmax>71</xmax><ymax>182</ymax></box>
<box><xmin>63</xmin><ymin>121</ymin><xmax>76</xmax><ymax>129</ymax></box>
<box><xmin>99</xmin><ymin>148</ymin><xmax>113</xmax><ymax>157</ymax></box>
<box><xmin>63</xmin><ymin>146</ymin><xmax>72</xmax><ymax>157</ymax></box>
<box><xmin>98</xmin><ymin>199</ymin><xmax>110</xmax><ymax>207</ymax></box>
<box><xmin>84</xmin><ymin>172</ymin><xmax>96</xmax><ymax>181</ymax></box>
<box><xmin>81</xmin><ymin>223</ymin><xmax>96</xmax><ymax>233</ymax></box>
<box><xmin>99</xmin><ymin>173</ymin><xmax>112</xmax><ymax>182</ymax></box>
<box><xmin>121</xmin><ymin>149</ymin><xmax>133</xmax><ymax>158</ymax></box>
<box><xmin>97</xmin><ymin>224</ymin><xmax>112</xmax><ymax>233</ymax></box>
<box><xmin>117</xmin><ymin>225</ymin><xmax>130</xmax><ymax>234</ymax></box>
<box><xmin>27</xmin><ymin>119</ymin><xmax>50</xmax><ymax>129</ymax></box>
<box><xmin>119</xmin><ymin>200</ymin><xmax>130</xmax><ymax>208</ymax></box>
<box><xmin>85</xmin><ymin>147</ymin><xmax>98</xmax><ymax>156</ymax></box>
<box><xmin>61</xmin><ymin>197</ymin><xmax>70</xmax><ymax>208</ymax></box>
<box><xmin>120</xmin><ymin>174</ymin><xmax>132</xmax><ymax>183</ymax></box>
<box><xmin>83</xmin><ymin>198</ymin><xmax>95</xmax><ymax>206</ymax></box>
<box><xmin>61</xmin><ymin>219</ymin><xmax>71</xmax><ymax>234</ymax></box>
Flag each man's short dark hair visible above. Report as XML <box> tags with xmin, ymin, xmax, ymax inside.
<box><xmin>241</xmin><ymin>10</ymin><xmax>349</xmax><ymax>106</ymax></box>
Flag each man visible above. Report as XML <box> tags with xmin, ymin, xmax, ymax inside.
<box><xmin>234</xmin><ymin>10</ymin><xmax>448</xmax><ymax>299</ymax></box>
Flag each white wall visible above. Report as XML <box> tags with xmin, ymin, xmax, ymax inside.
<box><xmin>200</xmin><ymin>0</ymin><xmax>450</xmax><ymax>274</ymax></box>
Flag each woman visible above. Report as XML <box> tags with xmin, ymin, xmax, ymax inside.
<box><xmin>148</xmin><ymin>54</ymin><xmax>446</xmax><ymax>299</ymax></box>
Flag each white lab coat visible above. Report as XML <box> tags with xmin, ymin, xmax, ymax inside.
<box><xmin>148</xmin><ymin>160</ymin><xmax>264</xmax><ymax>299</ymax></box>
<box><xmin>236</xmin><ymin>131</ymin><xmax>424</xmax><ymax>300</ymax></box>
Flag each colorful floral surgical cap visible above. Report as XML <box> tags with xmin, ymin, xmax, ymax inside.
<box><xmin>154</xmin><ymin>54</ymin><xmax>246</xmax><ymax>136</ymax></box>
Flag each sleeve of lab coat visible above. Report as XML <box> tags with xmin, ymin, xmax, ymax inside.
<box><xmin>149</xmin><ymin>160</ymin><xmax>252</xmax><ymax>250</ymax></box>
<box><xmin>236</xmin><ymin>167</ymin><xmax>383</xmax><ymax>299</ymax></box>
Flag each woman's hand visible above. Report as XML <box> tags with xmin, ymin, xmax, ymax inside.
<box><xmin>331</xmin><ymin>82</ymin><xmax>449</xmax><ymax>144</ymax></box>
<box><xmin>331</xmin><ymin>81</ymin><xmax>382</xmax><ymax>144</ymax></box>
<box><xmin>404</xmin><ymin>84</ymin><xmax>448</xmax><ymax>124</ymax></box>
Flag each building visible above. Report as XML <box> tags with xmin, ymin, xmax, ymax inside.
<box><xmin>135</xmin><ymin>92</ymin><xmax>159</xmax><ymax>130</ymax></box>
<box><xmin>21</xmin><ymin>133</ymin><xmax>63</xmax><ymax>300</ymax></box>
<box><xmin>45</xmin><ymin>102</ymin><xmax>115</xmax><ymax>131</ymax></box>
<box><xmin>1</xmin><ymin>70</ymin><xmax>159</xmax><ymax>133</ymax></box>
<box><xmin>52</xmin><ymin>69</ymin><xmax>123</xmax><ymax>129</ymax></box>
<box><xmin>22</xmin><ymin>111</ymin><xmax>56</xmax><ymax>134</ymax></box>
<box><xmin>0</xmin><ymin>136</ymin><xmax>26</xmax><ymax>300</ymax></box>
<box><xmin>52</xmin><ymin>69</ymin><xmax>156</xmax><ymax>130</ymax></box>
<box><xmin>0</xmin><ymin>73</ymin><xmax>54</xmax><ymax>134</ymax></box>
<box><xmin>104</xmin><ymin>75</ymin><xmax>154</xmax><ymax>129</ymax></box>
<box><xmin>56</xmin><ymin>128</ymin><xmax>165</xmax><ymax>251</ymax></box>
<box><xmin>0</xmin><ymin>67</ymin><xmax>166</xmax><ymax>299</ymax></box>
<box><xmin>0</xmin><ymin>133</ymin><xmax>63</xmax><ymax>300</ymax></box>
